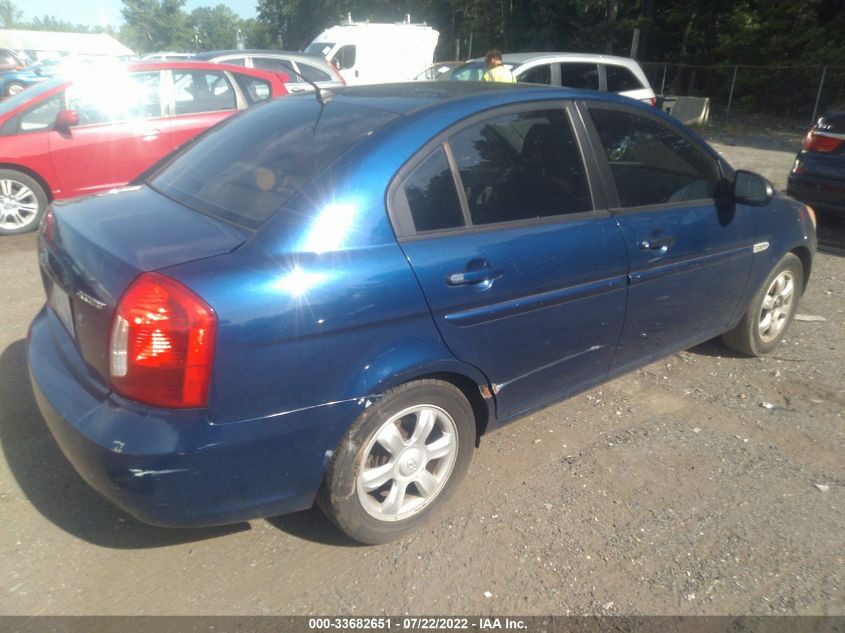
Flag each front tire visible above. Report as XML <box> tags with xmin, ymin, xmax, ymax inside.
<box><xmin>318</xmin><ymin>380</ymin><xmax>475</xmax><ymax>544</ymax></box>
<box><xmin>722</xmin><ymin>253</ymin><xmax>803</xmax><ymax>356</ymax></box>
<box><xmin>0</xmin><ymin>170</ymin><xmax>48</xmax><ymax>235</ymax></box>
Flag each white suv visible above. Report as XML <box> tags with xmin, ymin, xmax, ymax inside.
<box><xmin>441</xmin><ymin>52</ymin><xmax>656</xmax><ymax>105</ymax></box>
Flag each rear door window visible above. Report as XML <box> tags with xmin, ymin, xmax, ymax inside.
<box><xmin>173</xmin><ymin>70</ymin><xmax>236</xmax><ymax>115</ymax></box>
<box><xmin>253</xmin><ymin>57</ymin><xmax>296</xmax><ymax>73</ymax></box>
<box><xmin>560</xmin><ymin>63</ymin><xmax>599</xmax><ymax>90</ymax></box>
<box><xmin>448</xmin><ymin>108</ymin><xmax>592</xmax><ymax>225</ymax></box>
<box><xmin>232</xmin><ymin>74</ymin><xmax>272</xmax><ymax>104</ymax></box>
<box><xmin>518</xmin><ymin>64</ymin><xmax>552</xmax><ymax>85</ymax></box>
<box><xmin>297</xmin><ymin>62</ymin><xmax>332</xmax><ymax>83</ymax></box>
<box><xmin>605</xmin><ymin>65</ymin><xmax>644</xmax><ymax>92</ymax></box>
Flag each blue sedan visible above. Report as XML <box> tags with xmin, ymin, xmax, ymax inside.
<box><xmin>28</xmin><ymin>83</ymin><xmax>816</xmax><ymax>544</ymax></box>
<box><xmin>0</xmin><ymin>59</ymin><xmax>61</xmax><ymax>96</ymax></box>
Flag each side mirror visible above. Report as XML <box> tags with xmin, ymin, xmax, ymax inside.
<box><xmin>54</xmin><ymin>109</ymin><xmax>79</xmax><ymax>132</ymax></box>
<box><xmin>733</xmin><ymin>170</ymin><xmax>773</xmax><ymax>206</ymax></box>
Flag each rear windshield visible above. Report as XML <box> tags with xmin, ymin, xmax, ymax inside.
<box><xmin>149</xmin><ymin>97</ymin><xmax>398</xmax><ymax>229</ymax></box>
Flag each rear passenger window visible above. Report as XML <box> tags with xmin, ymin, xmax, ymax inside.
<box><xmin>518</xmin><ymin>64</ymin><xmax>551</xmax><ymax>85</ymax></box>
<box><xmin>173</xmin><ymin>71</ymin><xmax>236</xmax><ymax>114</ymax></box>
<box><xmin>448</xmin><ymin>108</ymin><xmax>592</xmax><ymax>225</ymax></box>
<box><xmin>232</xmin><ymin>74</ymin><xmax>272</xmax><ymax>104</ymax></box>
<box><xmin>588</xmin><ymin>107</ymin><xmax>720</xmax><ymax>207</ymax></box>
<box><xmin>254</xmin><ymin>57</ymin><xmax>296</xmax><ymax>73</ymax></box>
<box><xmin>560</xmin><ymin>63</ymin><xmax>599</xmax><ymax>90</ymax></box>
<box><xmin>605</xmin><ymin>65</ymin><xmax>643</xmax><ymax>92</ymax></box>
<box><xmin>400</xmin><ymin>147</ymin><xmax>465</xmax><ymax>232</ymax></box>
<box><xmin>297</xmin><ymin>63</ymin><xmax>331</xmax><ymax>83</ymax></box>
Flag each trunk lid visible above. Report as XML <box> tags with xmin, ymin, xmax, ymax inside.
<box><xmin>39</xmin><ymin>185</ymin><xmax>250</xmax><ymax>387</ymax></box>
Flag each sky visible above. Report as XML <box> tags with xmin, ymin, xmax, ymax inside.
<box><xmin>21</xmin><ymin>0</ymin><xmax>259</xmax><ymax>29</ymax></box>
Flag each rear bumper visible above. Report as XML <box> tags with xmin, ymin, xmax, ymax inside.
<box><xmin>787</xmin><ymin>173</ymin><xmax>845</xmax><ymax>216</ymax></box>
<box><xmin>27</xmin><ymin>307</ymin><xmax>357</xmax><ymax>527</ymax></box>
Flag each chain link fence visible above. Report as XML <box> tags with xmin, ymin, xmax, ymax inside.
<box><xmin>641</xmin><ymin>63</ymin><xmax>845</xmax><ymax>126</ymax></box>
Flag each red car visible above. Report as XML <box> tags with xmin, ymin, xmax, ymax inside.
<box><xmin>0</xmin><ymin>61</ymin><xmax>287</xmax><ymax>234</ymax></box>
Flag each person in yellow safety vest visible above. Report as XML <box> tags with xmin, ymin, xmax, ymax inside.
<box><xmin>482</xmin><ymin>49</ymin><xmax>515</xmax><ymax>83</ymax></box>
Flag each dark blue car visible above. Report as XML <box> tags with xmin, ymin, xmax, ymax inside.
<box><xmin>28</xmin><ymin>83</ymin><xmax>816</xmax><ymax>544</ymax></box>
<box><xmin>788</xmin><ymin>107</ymin><xmax>845</xmax><ymax>217</ymax></box>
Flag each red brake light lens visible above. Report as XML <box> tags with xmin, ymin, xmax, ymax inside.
<box><xmin>110</xmin><ymin>272</ymin><xmax>216</xmax><ymax>409</ymax></box>
<box><xmin>802</xmin><ymin>130</ymin><xmax>843</xmax><ymax>153</ymax></box>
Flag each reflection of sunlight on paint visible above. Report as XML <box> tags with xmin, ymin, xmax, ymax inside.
<box><xmin>273</xmin><ymin>265</ymin><xmax>326</xmax><ymax>298</ymax></box>
<box><xmin>301</xmin><ymin>202</ymin><xmax>357</xmax><ymax>254</ymax></box>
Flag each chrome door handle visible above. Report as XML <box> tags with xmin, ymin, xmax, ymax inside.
<box><xmin>638</xmin><ymin>236</ymin><xmax>675</xmax><ymax>252</ymax></box>
<box><xmin>446</xmin><ymin>269</ymin><xmax>504</xmax><ymax>286</ymax></box>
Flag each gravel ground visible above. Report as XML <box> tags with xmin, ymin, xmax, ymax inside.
<box><xmin>0</xmin><ymin>131</ymin><xmax>842</xmax><ymax>616</ymax></box>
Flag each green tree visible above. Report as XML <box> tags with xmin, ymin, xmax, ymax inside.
<box><xmin>120</xmin><ymin>0</ymin><xmax>192</xmax><ymax>53</ymax></box>
<box><xmin>188</xmin><ymin>5</ymin><xmax>240</xmax><ymax>50</ymax></box>
<box><xmin>0</xmin><ymin>0</ymin><xmax>23</xmax><ymax>28</ymax></box>
<box><xmin>239</xmin><ymin>17</ymin><xmax>282</xmax><ymax>49</ymax></box>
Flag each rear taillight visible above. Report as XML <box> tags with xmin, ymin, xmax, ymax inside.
<box><xmin>802</xmin><ymin>130</ymin><xmax>843</xmax><ymax>153</ymax></box>
<box><xmin>110</xmin><ymin>272</ymin><xmax>216</xmax><ymax>409</ymax></box>
<box><xmin>41</xmin><ymin>208</ymin><xmax>55</xmax><ymax>242</ymax></box>
<box><xmin>649</xmin><ymin>97</ymin><xmax>657</xmax><ymax>107</ymax></box>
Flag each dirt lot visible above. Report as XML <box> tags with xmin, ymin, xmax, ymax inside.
<box><xmin>0</xmin><ymin>132</ymin><xmax>843</xmax><ymax>616</ymax></box>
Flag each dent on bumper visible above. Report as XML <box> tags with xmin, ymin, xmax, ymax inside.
<box><xmin>27</xmin><ymin>309</ymin><xmax>359</xmax><ymax>527</ymax></box>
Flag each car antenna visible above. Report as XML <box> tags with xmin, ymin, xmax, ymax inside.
<box><xmin>283</xmin><ymin>67</ymin><xmax>334</xmax><ymax>105</ymax></box>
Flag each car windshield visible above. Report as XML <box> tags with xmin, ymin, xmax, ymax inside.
<box><xmin>440</xmin><ymin>61</ymin><xmax>486</xmax><ymax>81</ymax></box>
<box><xmin>149</xmin><ymin>97</ymin><xmax>399</xmax><ymax>229</ymax></box>
<box><xmin>0</xmin><ymin>77</ymin><xmax>64</xmax><ymax>116</ymax></box>
<box><xmin>304</xmin><ymin>42</ymin><xmax>334</xmax><ymax>57</ymax></box>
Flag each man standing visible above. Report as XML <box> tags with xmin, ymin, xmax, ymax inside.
<box><xmin>482</xmin><ymin>49</ymin><xmax>515</xmax><ymax>83</ymax></box>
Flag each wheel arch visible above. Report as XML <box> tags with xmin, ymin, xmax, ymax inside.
<box><xmin>790</xmin><ymin>245</ymin><xmax>812</xmax><ymax>292</ymax></box>
<box><xmin>361</xmin><ymin>360</ymin><xmax>495</xmax><ymax>441</ymax></box>
<box><xmin>0</xmin><ymin>163</ymin><xmax>54</xmax><ymax>202</ymax></box>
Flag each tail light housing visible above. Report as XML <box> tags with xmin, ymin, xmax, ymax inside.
<box><xmin>110</xmin><ymin>272</ymin><xmax>216</xmax><ymax>409</ymax></box>
<box><xmin>649</xmin><ymin>97</ymin><xmax>657</xmax><ymax>107</ymax></box>
<box><xmin>802</xmin><ymin>130</ymin><xmax>843</xmax><ymax>153</ymax></box>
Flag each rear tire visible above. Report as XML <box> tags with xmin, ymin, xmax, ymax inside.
<box><xmin>722</xmin><ymin>253</ymin><xmax>803</xmax><ymax>356</ymax></box>
<box><xmin>318</xmin><ymin>380</ymin><xmax>475</xmax><ymax>545</ymax></box>
<box><xmin>0</xmin><ymin>169</ymin><xmax>48</xmax><ymax>235</ymax></box>
<box><xmin>5</xmin><ymin>81</ymin><xmax>25</xmax><ymax>97</ymax></box>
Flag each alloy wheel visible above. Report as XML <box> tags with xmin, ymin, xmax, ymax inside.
<box><xmin>0</xmin><ymin>178</ymin><xmax>40</xmax><ymax>231</ymax></box>
<box><xmin>758</xmin><ymin>269</ymin><xmax>796</xmax><ymax>343</ymax></box>
<box><xmin>356</xmin><ymin>404</ymin><xmax>459</xmax><ymax>522</ymax></box>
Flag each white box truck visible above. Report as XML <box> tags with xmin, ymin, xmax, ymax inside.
<box><xmin>304</xmin><ymin>17</ymin><xmax>439</xmax><ymax>85</ymax></box>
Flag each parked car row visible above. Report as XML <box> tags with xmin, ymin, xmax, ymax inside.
<box><xmin>0</xmin><ymin>61</ymin><xmax>288</xmax><ymax>235</ymax></box>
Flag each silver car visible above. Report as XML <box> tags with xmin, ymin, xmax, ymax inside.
<box><xmin>193</xmin><ymin>49</ymin><xmax>345</xmax><ymax>94</ymax></box>
<box><xmin>442</xmin><ymin>52</ymin><xmax>656</xmax><ymax>105</ymax></box>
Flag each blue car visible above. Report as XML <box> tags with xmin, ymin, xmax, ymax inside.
<box><xmin>0</xmin><ymin>59</ymin><xmax>61</xmax><ymax>96</ymax></box>
<box><xmin>28</xmin><ymin>83</ymin><xmax>816</xmax><ymax>544</ymax></box>
<box><xmin>788</xmin><ymin>107</ymin><xmax>845</xmax><ymax>217</ymax></box>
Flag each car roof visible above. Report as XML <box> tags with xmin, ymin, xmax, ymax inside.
<box><xmin>325</xmin><ymin>80</ymin><xmax>627</xmax><ymax>115</ymax></box>
<box><xmin>126</xmin><ymin>60</ymin><xmax>285</xmax><ymax>76</ymax></box>
<box><xmin>467</xmin><ymin>52</ymin><xmax>642</xmax><ymax>66</ymax></box>
<box><xmin>194</xmin><ymin>50</ymin><xmax>328</xmax><ymax>63</ymax></box>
